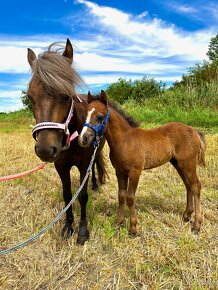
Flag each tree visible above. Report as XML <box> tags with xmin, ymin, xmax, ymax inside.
<box><xmin>206</xmin><ymin>33</ymin><xmax>218</xmax><ymax>62</ymax></box>
<box><xmin>106</xmin><ymin>78</ymin><xmax>133</xmax><ymax>104</ymax></box>
<box><xmin>21</xmin><ymin>91</ymin><xmax>32</xmax><ymax>111</ymax></box>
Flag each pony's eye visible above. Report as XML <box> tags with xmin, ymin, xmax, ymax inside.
<box><xmin>27</xmin><ymin>94</ymin><xmax>33</xmax><ymax>101</ymax></box>
<box><xmin>63</xmin><ymin>95</ymin><xmax>70</xmax><ymax>102</ymax></box>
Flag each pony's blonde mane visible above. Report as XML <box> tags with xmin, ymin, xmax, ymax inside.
<box><xmin>31</xmin><ymin>43</ymin><xmax>85</xmax><ymax>97</ymax></box>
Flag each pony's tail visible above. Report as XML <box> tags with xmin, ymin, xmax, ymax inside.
<box><xmin>96</xmin><ymin>151</ymin><xmax>108</xmax><ymax>184</ymax></box>
<box><xmin>197</xmin><ymin>131</ymin><xmax>206</xmax><ymax>167</ymax></box>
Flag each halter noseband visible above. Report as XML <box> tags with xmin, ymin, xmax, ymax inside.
<box><xmin>32</xmin><ymin>99</ymin><xmax>79</xmax><ymax>151</ymax></box>
<box><xmin>84</xmin><ymin>108</ymin><xmax>110</xmax><ymax>146</ymax></box>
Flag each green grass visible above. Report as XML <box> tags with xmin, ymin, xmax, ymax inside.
<box><xmin>122</xmin><ymin>100</ymin><xmax>218</xmax><ymax>133</ymax></box>
<box><xmin>0</xmin><ymin>109</ymin><xmax>33</xmax><ymax>133</ymax></box>
<box><xmin>0</xmin><ymin>110</ymin><xmax>217</xmax><ymax>289</ymax></box>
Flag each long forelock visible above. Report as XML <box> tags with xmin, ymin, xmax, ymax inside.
<box><xmin>31</xmin><ymin>43</ymin><xmax>86</xmax><ymax>97</ymax></box>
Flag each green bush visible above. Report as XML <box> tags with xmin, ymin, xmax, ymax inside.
<box><xmin>132</xmin><ymin>77</ymin><xmax>166</xmax><ymax>102</ymax></box>
<box><xmin>106</xmin><ymin>76</ymin><xmax>166</xmax><ymax>103</ymax></box>
<box><xmin>106</xmin><ymin>78</ymin><xmax>133</xmax><ymax>104</ymax></box>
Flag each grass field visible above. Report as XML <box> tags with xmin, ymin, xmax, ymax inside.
<box><xmin>0</xmin><ymin>110</ymin><xmax>217</xmax><ymax>289</ymax></box>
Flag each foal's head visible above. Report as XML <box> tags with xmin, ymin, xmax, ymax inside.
<box><xmin>78</xmin><ymin>90</ymin><xmax>109</xmax><ymax>148</ymax></box>
<box><xmin>27</xmin><ymin>39</ymin><xmax>83</xmax><ymax>162</ymax></box>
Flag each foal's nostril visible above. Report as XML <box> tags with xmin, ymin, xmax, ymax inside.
<box><xmin>83</xmin><ymin>135</ymin><xmax>88</xmax><ymax>144</ymax></box>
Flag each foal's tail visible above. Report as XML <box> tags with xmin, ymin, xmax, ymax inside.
<box><xmin>197</xmin><ymin>131</ymin><xmax>206</xmax><ymax>167</ymax></box>
<box><xmin>96</xmin><ymin>151</ymin><xmax>108</xmax><ymax>184</ymax></box>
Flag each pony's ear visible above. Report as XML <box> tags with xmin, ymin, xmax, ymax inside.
<box><xmin>100</xmin><ymin>90</ymin><xmax>108</xmax><ymax>106</ymax></box>
<box><xmin>87</xmin><ymin>91</ymin><xmax>93</xmax><ymax>103</ymax></box>
<box><xmin>27</xmin><ymin>48</ymin><xmax>36</xmax><ymax>67</ymax></box>
<box><xmin>62</xmin><ymin>38</ymin><xmax>73</xmax><ymax>63</ymax></box>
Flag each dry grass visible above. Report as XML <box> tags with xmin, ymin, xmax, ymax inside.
<box><xmin>0</xmin><ymin>129</ymin><xmax>217</xmax><ymax>290</ymax></box>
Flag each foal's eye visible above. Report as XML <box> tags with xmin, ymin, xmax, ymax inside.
<box><xmin>96</xmin><ymin>115</ymin><xmax>104</xmax><ymax>122</ymax></box>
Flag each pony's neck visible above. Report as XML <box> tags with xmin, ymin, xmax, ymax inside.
<box><xmin>105</xmin><ymin>107</ymin><xmax>134</xmax><ymax>147</ymax></box>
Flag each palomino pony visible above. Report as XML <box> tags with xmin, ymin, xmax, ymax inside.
<box><xmin>79</xmin><ymin>90</ymin><xmax>206</xmax><ymax>234</ymax></box>
<box><xmin>27</xmin><ymin>39</ymin><xmax>106</xmax><ymax>244</ymax></box>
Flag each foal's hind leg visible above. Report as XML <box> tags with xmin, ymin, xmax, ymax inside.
<box><xmin>55</xmin><ymin>162</ymin><xmax>74</xmax><ymax>238</ymax></box>
<box><xmin>116</xmin><ymin>171</ymin><xmax>128</xmax><ymax>225</ymax></box>
<box><xmin>126</xmin><ymin>169</ymin><xmax>141</xmax><ymax>235</ymax></box>
<box><xmin>177</xmin><ymin>160</ymin><xmax>202</xmax><ymax>232</ymax></box>
<box><xmin>171</xmin><ymin>160</ymin><xmax>194</xmax><ymax>222</ymax></box>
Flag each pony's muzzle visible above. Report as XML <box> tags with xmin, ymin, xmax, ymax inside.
<box><xmin>34</xmin><ymin>130</ymin><xmax>63</xmax><ymax>162</ymax></box>
<box><xmin>35</xmin><ymin>144</ymin><xmax>58</xmax><ymax>162</ymax></box>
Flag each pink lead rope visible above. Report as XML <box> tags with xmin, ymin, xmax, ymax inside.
<box><xmin>0</xmin><ymin>163</ymin><xmax>46</xmax><ymax>182</ymax></box>
<box><xmin>0</xmin><ymin>131</ymin><xmax>78</xmax><ymax>182</ymax></box>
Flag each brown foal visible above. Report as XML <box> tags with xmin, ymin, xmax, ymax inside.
<box><xmin>78</xmin><ymin>90</ymin><xmax>206</xmax><ymax>234</ymax></box>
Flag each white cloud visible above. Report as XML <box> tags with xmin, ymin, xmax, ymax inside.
<box><xmin>168</xmin><ymin>3</ymin><xmax>197</xmax><ymax>14</ymax></box>
<box><xmin>82</xmin><ymin>74</ymin><xmax>180</xmax><ymax>86</ymax></box>
<box><xmin>0</xmin><ymin>35</ymin><xmax>64</xmax><ymax>73</ymax></box>
<box><xmin>75</xmin><ymin>0</ymin><xmax>214</xmax><ymax>61</ymax></box>
<box><xmin>0</xmin><ymin>89</ymin><xmax>22</xmax><ymax>99</ymax></box>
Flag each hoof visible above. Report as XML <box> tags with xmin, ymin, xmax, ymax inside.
<box><xmin>116</xmin><ymin>218</ymin><xmax>124</xmax><ymax>226</ymax></box>
<box><xmin>77</xmin><ymin>233</ymin><xmax>89</xmax><ymax>245</ymax></box>
<box><xmin>183</xmin><ymin>213</ymin><xmax>192</xmax><ymax>222</ymax></box>
<box><xmin>129</xmin><ymin>231</ymin><xmax>140</xmax><ymax>238</ymax></box>
<box><xmin>191</xmin><ymin>224</ymin><xmax>200</xmax><ymax>235</ymax></box>
<box><xmin>61</xmin><ymin>224</ymin><xmax>74</xmax><ymax>239</ymax></box>
<box><xmin>128</xmin><ymin>227</ymin><xmax>138</xmax><ymax>237</ymax></box>
<box><xmin>191</xmin><ymin>229</ymin><xmax>200</xmax><ymax>235</ymax></box>
<box><xmin>92</xmin><ymin>184</ymin><xmax>98</xmax><ymax>191</ymax></box>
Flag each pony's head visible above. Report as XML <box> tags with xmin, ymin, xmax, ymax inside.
<box><xmin>78</xmin><ymin>90</ymin><xmax>109</xmax><ymax>148</ymax></box>
<box><xmin>27</xmin><ymin>39</ymin><xmax>83</xmax><ymax>162</ymax></box>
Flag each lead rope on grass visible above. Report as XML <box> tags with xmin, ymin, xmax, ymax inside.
<box><xmin>0</xmin><ymin>163</ymin><xmax>47</xmax><ymax>181</ymax></box>
<box><xmin>0</xmin><ymin>143</ymin><xmax>99</xmax><ymax>255</ymax></box>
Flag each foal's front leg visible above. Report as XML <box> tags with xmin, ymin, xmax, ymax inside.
<box><xmin>116</xmin><ymin>171</ymin><xmax>128</xmax><ymax>225</ymax></box>
<box><xmin>126</xmin><ymin>169</ymin><xmax>141</xmax><ymax>235</ymax></box>
<box><xmin>55</xmin><ymin>162</ymin><xmax>74</xmax><ymax>238</ymax></box>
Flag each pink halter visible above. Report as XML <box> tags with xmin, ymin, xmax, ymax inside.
<box><xmin>32</xmin><ymin>98</ymin><xmax>80</xmax><ymax>151</ymax></box>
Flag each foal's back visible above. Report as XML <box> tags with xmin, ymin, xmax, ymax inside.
<box><xmin>129</xmin><ymin>122</ymin><xmax>203</xmax><ymax>170</ymax></box>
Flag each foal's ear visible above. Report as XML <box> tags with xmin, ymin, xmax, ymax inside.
<box><xmin>27</xmin><ymin>48</ymin><xmax>36</xmax><ymax>67</ymax></box>
<box><xmin>100</xmin><ymin>90</ymin><xmax>108</xmax><ymax>106</ymax></box>
<box><xmin>62</xmin><ymin>38</ymin><xmax>73</xmax><ymax>63</ymax></box>
<box><xmin>87</xmin><ymin>91</ymin><xmax>93</xmax><ymax>103</ymax></box>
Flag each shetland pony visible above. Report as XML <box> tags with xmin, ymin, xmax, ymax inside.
<box><xmin>27</xmin><ymin>40</ymin><xmax>106</xmax><ymax>244</ymax></box>
<box><xmin>78</xmin><ymin>90</ymin><xmax>206</xmax><ymax>234</ymax></box>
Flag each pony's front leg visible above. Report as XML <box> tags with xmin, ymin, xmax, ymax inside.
<box><xmin>126</xmin><ymin>169</ymin><xmax>141</xmax><ymax>235</ymax></box>
<box><xmin>54</xmin><ymin>162</ymin><xmax>74</xmax><ymax>238</ymax></box>
<box><xmin>77</xmin><ymin>169</ymin><xmax>90</xmax><ymax>245</ymax></box>
<box><xmin>116</xmin><ymin>171</ymin><xmax>128</xmax><ymax>225</ymax></box>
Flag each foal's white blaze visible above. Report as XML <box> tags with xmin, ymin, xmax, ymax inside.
<box><xmin>80</xmin><ymin>108</ymin><xmax>95</xmax><ymax>137</ymax></box>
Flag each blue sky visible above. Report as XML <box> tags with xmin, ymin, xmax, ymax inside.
<box><xmin>0</xmin><ymin>0</ymin><xmax>217</xmax><ymax>112</ymax></box>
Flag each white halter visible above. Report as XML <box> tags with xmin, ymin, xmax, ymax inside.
<box><xmin>32</xmin><ymin>95</ymin><xmax>82</xmax><ymax>150</ymax></box>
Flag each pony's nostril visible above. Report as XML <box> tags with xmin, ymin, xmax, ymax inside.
<box><xmin>35</xmin><ymin>144</ymin><xmax>58</xmax><ymax>160</ymax></box>
<box><xmin>51</xmin><ymin>146</ymin><xmax>58</xmax><ymax>157</ymax></box>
